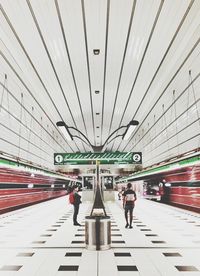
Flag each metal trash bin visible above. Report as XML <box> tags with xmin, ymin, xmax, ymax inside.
<box><xmin>85</xmin><ymin>215</ymin><xmax>111</xmax><ymax>250</ymax></box>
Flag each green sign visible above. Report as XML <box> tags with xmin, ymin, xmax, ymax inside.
<box><xmin>54</xmin><ymin>152</ymin><xmax>142</xmax><ymax>165</ymax></box>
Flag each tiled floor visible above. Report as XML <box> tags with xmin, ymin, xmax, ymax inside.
<box><xmin>0</xmin><ymin>194</ymin><xmax>200</xmax><ymax>275</ymax></box>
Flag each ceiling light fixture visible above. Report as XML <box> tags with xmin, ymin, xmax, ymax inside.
<box><xmin>123</xmin><ymin>120</ymin><xmax>139</xmax><ymax>140</ymax></box>
<box><xmin>93</xmin><ymin>49</ymin><xmax>100</xmax><ymax>55</ymax></box>
<box><xmin>56</xmin><ymin>121</ymin><xmax>73</xmax><ymax>141</ymax></box>
<box><xmin>56</xmin><ymin>120</ymin><xmax>139</xmax><ymax>152</ymax></box>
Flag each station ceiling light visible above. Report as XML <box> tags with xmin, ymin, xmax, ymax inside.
<box><xmin>123</xmin><ymin>120</ymin><xmax>139</xmax><ymax>140</ymax></box>
<box><xmin>56</xmin><ymin>120</ymin><xmax>139</xmax><ymax>152</ymax></box>
<box><xmin>56</xmin><ymin>121</ymin><xmax>73</xmax><ymax>141</ymax></box>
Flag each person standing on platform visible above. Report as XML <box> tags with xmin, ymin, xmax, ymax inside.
<box><xmin>118</xmin><ymin>186</ymin><xmax>124</xmax><ymax>200</ymax></box>
<box><xmin>123</xmin><ymin>183</ymin><xmax>137</xmax><ymax>229</ymax></box>
<box><xmin>69</xmin><ymin>186</ymin><xmax>82</xmax><ymax>226</ymax></box>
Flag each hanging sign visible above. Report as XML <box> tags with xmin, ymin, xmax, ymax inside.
<box><xmin>54</xmin><ymin>152</ymin><xmax>142</xmax><ymax>165</ymax></box>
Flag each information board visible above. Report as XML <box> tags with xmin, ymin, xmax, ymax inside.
<box><xmin>54</xmin><ymin>152</ymin><xmax>142</xmax><ymax>165</ymax></box>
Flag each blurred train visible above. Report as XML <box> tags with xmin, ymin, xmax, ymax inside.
<box><xmin>0</xmin><ymin>156</ymin><xmax>78</xmax><ymax>214</ymax></box>
<box><xmin>122</xmin><ymin>152</ymin><xmax>200</xmax><ymax>213</ymax></box>
<box><xmin>142</xmin><ymin>181</ymin><xmax>163</xmax><ymax>201</ymax></box>
<box><xmin>163</xmin><ymin>181</ymin><xmax>200</xmax><ymax>212</ymax></box>
<box><xmin>142</xmin><ymin>179</ymin><xmax>200</xmax><ymax>213</ymax></box>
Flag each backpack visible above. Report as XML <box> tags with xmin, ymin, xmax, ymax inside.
<box><xmin>69</xmin><ymin>192</ymin><xmax>75</xmax><ymax>204</ymax></box>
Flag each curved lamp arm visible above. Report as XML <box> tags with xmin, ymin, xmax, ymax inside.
<box><xmin>70</xmin><ymin>125</ymin><xmax>127</xmax><ymax>150</ymax></box>
<box><xmin>102</xmin><ymin>125</ymin><xmax>127</xmax><ymax>147</ymax></box>
<box><xmin>72</xmin><ymin>135</ymin><xmax>91</xmax><ymax>148</ymax></box>
<box><xmin>105</xmin><ymin>134</ymin><xmax>124</xmax><ymax>146</ymax></box>
<box><xmin>68</xmin><ymin>127</ymin><xmax>94</xmax><ymax>148</ymax></box>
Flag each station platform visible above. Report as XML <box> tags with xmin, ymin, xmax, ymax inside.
<box><xmin>0</xmin><ymin>195</ymin><xmax>200</xmax><ymax>276</ymax></box>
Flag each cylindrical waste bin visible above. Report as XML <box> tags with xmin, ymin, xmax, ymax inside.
<box><xmin>85</xmin><ymin>215</ymin><xmax>111</xmax><ymax>250</ymax></box>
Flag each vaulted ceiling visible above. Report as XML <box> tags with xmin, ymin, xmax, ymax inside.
<box><xmin>0</xmin><ymin>0</ymin><xmax>200</xmax><ymax>170</ymax></box>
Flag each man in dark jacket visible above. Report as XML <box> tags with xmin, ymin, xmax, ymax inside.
<box><xmin>72</xmin><ymin>186</ymin><xmax>82</xmax><ymax>226</ymax></box>
<box><xmin>123</xmin><ymin>183</ymin><xmax>137</xmax><ymax>229</ymax></box>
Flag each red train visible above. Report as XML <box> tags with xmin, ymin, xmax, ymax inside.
<box><xmin>0</xmin><ymin>189</ymin><xmax>67</xmax><ymax>214</ymax></box>
<box><xmin>143</xmin><ymin>180</ymin><xmax>200</xmax><ymax>212</ymax></box>
<box><xmin>169</xmin><ymin>184</ymin><xmax>200</xmax><ymax>211</ymax></box>
<box><xmin>159</xmin><ymin>165</ymin><xmax>199</xmax><ymax>212</ymax></box>
<box><xmin>0</xmin><ymin>157</ymin><xmax>72</xmax><ymax>214</ymax></box>
<box><xmin>121</xmin><ymin>152</ymin><xmax>200</xmax><ymax>213</ymax></box>
<box><xmin>142</xmin><ymin>181</ymin><xmax>162</xmax><ymax>201</ymax></box>
<box><xmin>141</xmin><ymin>166</ymin><xmax>200</xmax><ymax>213</ymax></box>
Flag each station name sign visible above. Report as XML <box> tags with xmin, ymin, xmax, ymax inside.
<box><xmin>54</xmin><ymin>152</ymin><xmax>142</xmax><ymax>165</ymax></box>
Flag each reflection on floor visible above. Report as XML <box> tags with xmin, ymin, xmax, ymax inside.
<box><xmin>0</xmin><ymin>195</ymin><xmax>200</xmax><ymax>275</ymax></box>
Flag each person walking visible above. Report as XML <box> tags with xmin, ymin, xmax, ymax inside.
<box><xmin>69</xmin><ymin>186</ymin><xmax>82</xmax><ymax>226</ymax></box>
<box><xmin>123</xmin><ymin>183</ymin><xmax>137</xmax><ymax>229</ymax></box>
